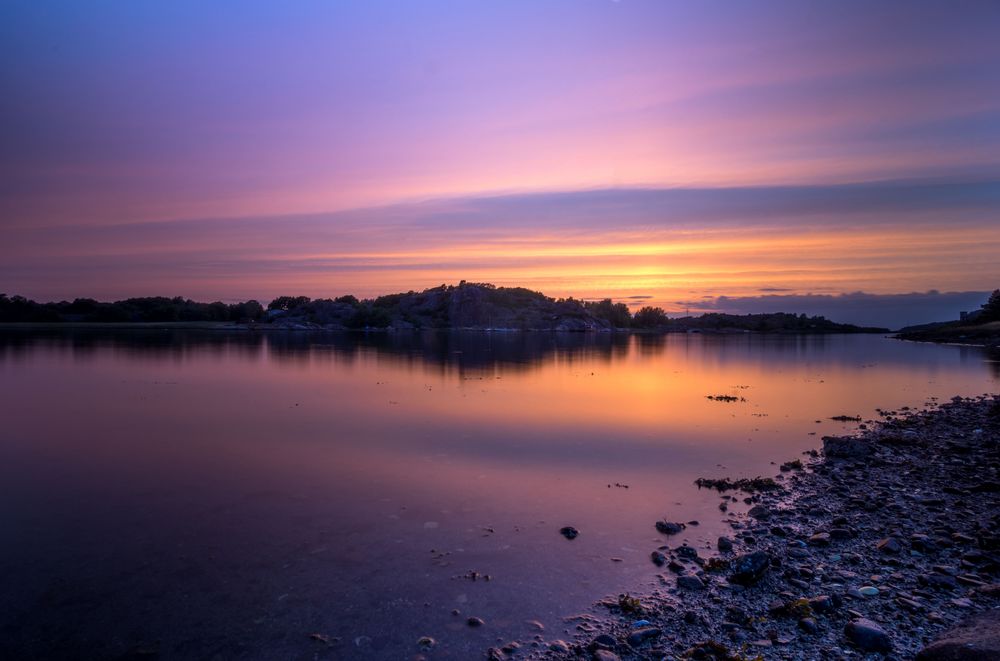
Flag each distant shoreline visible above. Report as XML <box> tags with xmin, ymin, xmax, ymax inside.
<box><xmin>894</xmin><ymin>320</ymin><xmax>1000</xmax><ymax>348</ymax></box>
<box><xmin>0</xmin><ymin>284</ymin><xmax>891</xmax><ymax>334</ymax></box>
<box><xmin>0</xmin><ymin>321</ymin><xmax>891</xmax><ymax>336</ymax></box>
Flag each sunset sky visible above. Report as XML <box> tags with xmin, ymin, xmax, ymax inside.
<box><xmin>2</xmin><ymin>1</ymin><xmax>999</xmax><ymax>326</ymax></box>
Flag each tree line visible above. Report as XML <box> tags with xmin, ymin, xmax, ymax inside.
<box><xmin>0</xmin><ymin>294</ymin><xmax>265</xmax><ymax>323</ymax></box>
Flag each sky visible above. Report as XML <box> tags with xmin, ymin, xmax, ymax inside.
<box><xmin>1</xmin><ymin>0</ymin><xmax>999</xmax><ymax>327</ymax></box>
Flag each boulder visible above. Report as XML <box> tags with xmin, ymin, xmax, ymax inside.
<box><xmin>916</xmin><ymin>609</ymin><xmax>1000</xmax><ymax>660</ymax></box>
<box><xmin>677</xmin><ymin>575</ymin><xmax>705</xmax><ymax>590</ymax></box>
<box><xmin>729</xmin><ymin>551</ymin><xmax>771</xmax><ymax>585</ymax></box>
<box><xmin>845</xmin><ymin>618</ymin><xmax>892</xmax><ymax>653</ymax></box>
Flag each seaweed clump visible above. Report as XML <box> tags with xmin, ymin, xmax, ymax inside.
<box><xmin>694</xmin><ymin>476</ymin><xmax>782</xmax><ymax>493</ymax></box>
<box><xmin>779</xmin><ymin>459</ymin><xmax>803</xmax><ymax>472</ymax></box>
<box><xmin>617</xmin><ymin>593</ymin><xmax>644</xmax><ymax>615</ymax></box>
<box><xmin>706</xmin><ymin>395</ymin><xmax>746</xmax><ymax>402</ymax></box>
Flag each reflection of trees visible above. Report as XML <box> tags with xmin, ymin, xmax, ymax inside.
<box><xmin>986</xmin><ymin>348</ymin><xmax>1000</xmax><ymax>379</ymax></box>
<box><xmin>0</xmin><ymin>329</ymin><xmax>632</xmax><ymax>376</ymax></box>
<box><xmin>1</xmin><ymin>330</ymin><xmax>997</xmax><ymax>382</ymax></box>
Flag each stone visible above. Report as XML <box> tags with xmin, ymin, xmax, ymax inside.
<box><xmin>627</xmin><ymin>626</ymin><xmax>661</xmax><ymax>647</ymax></box>
<box><xmin>916</xmin><ymin>609</ymin><xmax>1000</xmax><ymax>660</ymax></box>
<box><xmin>677</xmin><ymin>575</ymin><xmax>705</xmax><ymax>590</ymax></box>
<box><xmin>798</xmin><ymin>617</ymin><xmax>818</xmax><ymax>634</ymax></box>
<box><xmin>655</xmin><ymin>520</ymin><xmax>685</xmax><ymax>535</ymax></box>
<box><xmin>676</xmin><ymin>545</ymin><xmax>699</xmax><ymax>560</ymax></box>
<box><xmin>650</xmin><ymin>550</ymin><xmax>666</xmax><ymax>566</ymax></box>
<box><xmin>486</xmin><ymin>648</ymin><xmax>507</xmax><ymax>661</ymax></box>
<box><xmin>591</xmin><ymin>651</ymin><xmax>621</xmax><ymax>661</ymax></box>
<box><xmin>877</xmin><ymin>537</ymin><xmax>902</xmax><ymax>554</ymax></box>
<box><xmin>747</xmin><ymin>505</ymin><xmax>772</xmax><ymax>520</ymax></box>
<box><xmin>823</xmin><ymin>435</ymin><xmax>874</xmax><ymax>458</ymax></box>
<box><xmin>858</xmin><ymin>586</ymin><xmax>879</xmax><ymax>596</ymax></box>
<box><xmin>808</xmin><ymin>532</ymin><xmax>831</xmax><ymax>546</ymax></box>
<box><xmin>560</xmin><ymin>526</ymin><xmax>579</xmax><ymax>540</ymax></box>
<box><xmin>717</xmin><ymin>536</ymin><xmax>734</xmax><ymax>552</ymax></box>
<box><xmin>729</xmin><ymin>551</ymin><xmax>771</xmax><ymax>586</ymax></box>
<box><xmin>844</xmin><ymin>618</ymin><xmax>892</xmax><ymax>653</ymax></box>
<box><xmin>588</xmin><ymin>634</ymin><xmax>617</xmax><ymax>651</ymax></box>
<box><xmin>467</xmin><ymin>616</ymin><xmax>485</xmax><ymax>627</ymax></box>
<box><xmin>808</xmin><ymin>595</ymin><xmax>835</xmax><ymax>613</ymax></box>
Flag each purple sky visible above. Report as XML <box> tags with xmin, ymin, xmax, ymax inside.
<box><xmin>1</xmin><ymin>1</ymin><xmax>999</xmax><ymax>326</ymax></box>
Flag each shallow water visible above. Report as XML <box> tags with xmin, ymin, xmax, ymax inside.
<box><xmin>0</xmin><ymin>330</ymin><xmax>996</xmax><ymax>660</ymax></box>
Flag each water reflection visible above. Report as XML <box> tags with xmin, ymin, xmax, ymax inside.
<box><xmin>2</xmin><ymin>328</ymin><xmax>996</xmax><ymax>375</ymax></box>
<box><xmin>0</xmin><ymin>330</ymin><xmax>996</xmax><ymax>660</ymax></box>
<box><xmin>0</xmin><ymin>328</ymin><xmax>634</xmax><ymax>372</ymax></box>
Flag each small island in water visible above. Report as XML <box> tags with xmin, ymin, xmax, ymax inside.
<box><xmin>0</xmin><ymin>281</ymin><xmax>891</xmax><ymax>334</ymax></box>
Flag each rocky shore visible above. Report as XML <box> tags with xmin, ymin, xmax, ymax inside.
<box><xmin>497</xmin><ymin>395</ymin><xmax>1000</xmax><ymax>661</ymax></box>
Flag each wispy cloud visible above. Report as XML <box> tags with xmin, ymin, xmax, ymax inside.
<box><xmin>2</xmin><ymin>183</ymin><xmax>998</xmax><ymax>328</ymax></box>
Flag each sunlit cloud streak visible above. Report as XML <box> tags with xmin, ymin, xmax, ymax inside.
<box><xmin>3</xmin><ymin>183</ymin><xmax>998</xmax><ymax>328</ymax></box>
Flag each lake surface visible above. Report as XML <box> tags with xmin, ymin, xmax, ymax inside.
<box><xmin>0</xmin><ymin>330</ymin><xmax>997</xmax><ymax>660</ymax></box>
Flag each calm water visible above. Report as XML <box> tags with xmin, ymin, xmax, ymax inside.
<box><xmin>0</xmin><ymin>330</ymin><xmax>997</xmax><ymax>660</ymax></box>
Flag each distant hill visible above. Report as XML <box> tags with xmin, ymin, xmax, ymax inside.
<box><xmin>895</xmin><ymin>288</ymin><xmax>1000</xmax><ymax>347</ymax></box>
<box><xmin>0</xmin><ymin>283</ymin><xmax>889</xmax><ymax>333</ymax></box>
<box><xmin>896</xmin><ymin>320</ymin><xmax>1000</xmax><ymax>348</ymax></box>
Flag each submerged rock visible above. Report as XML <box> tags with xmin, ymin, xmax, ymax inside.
<box><xmin>655</xmin><ymin>520</ymin><xmax>685</xmax><ymax>535</ymax></box>
<box><xmin>560</xmin><ymin>526</ymin><xmax>579</xmax><ymax>540</ymax></box>
<box><xmin>676</xmin><ymin>545</ymin><xmax>700</xmax><ymax>560</ymax></box>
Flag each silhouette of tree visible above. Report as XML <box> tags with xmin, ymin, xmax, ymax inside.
<box><xmin>633</xmin><ymin>306</ymin><xmax>668</xmax><ymax>328</ymax></box>
<box><xmin>980</xmin><ymin>289</ymin><xmax>1000</xmax><ymax>322</ymax></box>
